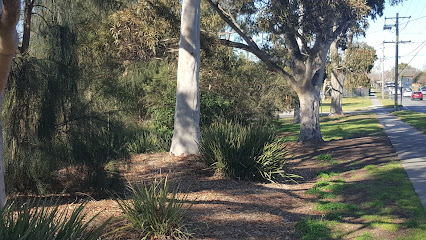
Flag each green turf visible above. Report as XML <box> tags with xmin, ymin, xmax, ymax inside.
<box><xmin>297</xmin><ymin>161</ymin><xmax>426</xmax><ymax>239</ymax></box>
<box><xmin>279</xmin><ymin>113</ymin><xmax>383</xmax><ymax>142</ymax></box>
<box><xmin>393</xmin><ymin>110</ymin><xmax>426</xmax><ymax>134</ymax></box>
<box><xmin>320</xmin><ymin>97</ymin><xmax>372</xmax><ymax>113</ymax></box>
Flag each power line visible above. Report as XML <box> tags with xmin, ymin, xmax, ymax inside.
<box><xmin>400</xmin><ymin>39</ymin><xmax>426</xmax><ymax>57</ymax></box>
<box><xmin>399</xmin><ymin>41</ymin><xmax>426</xmax><ymax>74</ymax></box>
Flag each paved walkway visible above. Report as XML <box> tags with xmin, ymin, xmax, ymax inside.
<box><xmin>371</xmin><ymin>96</ymin><xmax>426</xmax><ymax>211</ymax></box>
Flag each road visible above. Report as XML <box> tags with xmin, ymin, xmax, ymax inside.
<box><xmin>401</xmin><ymin>96</ymin><xmax>426</xmax><ymax>113</ymax></box>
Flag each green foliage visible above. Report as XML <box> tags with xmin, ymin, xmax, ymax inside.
<box><xmin>393</xmin><ymin>111</ymin><xmax>426</xmax><ymax>134</ymax></box>
<box><xmin>315</xmin><ymin>201</ymin><xmax>360</xmax><ymax>213</ymax></box>
<box><xmin>316</xmin><ymin>154</ymin><xmax>334</xmax><ymax>162</ymax></box>
<box><xmin>199</xmin><ymin>119</ymin><xmax>294</xmax><ymax>182</ymax></box>
<box><xmin>125</xmin><ymin>128</ymin><xmax>172</xmax><ymax>154</ymax></box>
<box><xmin>109</xmin><ymin>0</ymin><xmax>180</xmax><ymax>61</ymax></box>
<box><xmin>317</xmin><ymin>172</ymin><xmax>339</xmax><ymax>179</ymax></box>
<box><xmin>345</xmin><ymin>43</ymin><xmax>377</xmax><ymax>88</ymax></box>
<box><xmin>0</xmin><ymin>199</ymin><xmax>109</xmax><ymax>240</ymax></box>
<box><xmin>115</xmin><ymin>178</ymin><xmax>189</xmax><ymax>239</ymax></box>
<box><xmin>295</xmin><ymin>217</ymin><xmax>332</xmax><ymax>240</ymax></box>
<box><xmin>354</xmin><ymin>232</ymin><xmax>375</xmax><ymax>240</ymax></box>
<box><xmin>278</xmin><ymin>113</ymin><xmax>383</xmax><ymax>142</ymax></box>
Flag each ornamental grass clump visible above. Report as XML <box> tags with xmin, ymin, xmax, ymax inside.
<box><xmin>0</xmin><ymin>199</ymin><xmax>109</xmax><ymax>240</ymax></box>
<box><xmin>199</xmin><ymin>119</ymin><xmax>293</xmax><ymax>182</ymax></box>
<box><xmin>115</xmin><ymin>178</ymin><xmax>189</xmax><ymax>239</ymax></box>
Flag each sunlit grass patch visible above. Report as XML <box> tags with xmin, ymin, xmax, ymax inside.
<box><xmin>380</xmin><ymin>98</ymin><xmax>402</xmax><ymax>109</ymax></box>
<box><xmin>317</xmin><ymin>171</ymin><xmax>340</xmax><ymax>179</ymax></box>
<box><xmin>354</xmin><ymin>232</ymin><xmax>375</xmax><ymax>240</ymax></box>
<box><xmin>315</xmin><ymin>201</ymin><xmax>360</xmax><ymax>213</ymax></box>
<box><xmin>278</xmin><ymin>113</ymin><xmax>383</xmax><ymax>142</ymax></box>
<box><xmin>295</xmin><ymin>217</ymin><xmax>332</xmax><ymax>240</ymax></box>
<box><xmin>299</xmin><ymin>160</ymin><xmax>426</xmax><ymax>239</ymax></box>
<box><xmin>393</xmin><ymin>110</ymin><xmax>426</xmax><ymax>134</ymax></box>
<box><xmin>320</xmin><ymin>97</ymin><xmax>372</xmax><ymax>113</ymax></box>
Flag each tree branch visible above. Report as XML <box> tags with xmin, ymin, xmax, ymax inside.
<box><xmin>206</xmin><ymin>0</ymin><xmax>295</xmax><ymax>83</ymax></box>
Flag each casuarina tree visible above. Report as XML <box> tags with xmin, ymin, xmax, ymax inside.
<box><xmin>0</xmin><ymin>0</ymin><xmax>20</xmax><ymax>207</ymax></box>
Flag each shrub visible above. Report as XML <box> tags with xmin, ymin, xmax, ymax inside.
<box><xmin>199</xmin><ymin>119</ymin><xmax>293</xmax><ymax>182</ymax></box>
<box><xmin>0</xmin><ymin>199</ymin><xmax>109</xmax><ymax>240</ymax></box>
<box><xmin>115</xmin><ymin>178</ymin><xmax>189</xmax><ymax>239</ymax></box>
<box><xmin>125</xmin><ymin>128</ymin><xmax>172</xmax><ymax>154</ymax></box>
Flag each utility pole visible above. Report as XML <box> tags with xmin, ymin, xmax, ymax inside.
<box><xmin>384</xmin><ymin>13</ymin><xmax>410</xmax><ymax>111</ymax></box>
<box><xmin>381</xmin><ymin>43</ymin><xmax>385</xmax><ymax>100</ymax></box>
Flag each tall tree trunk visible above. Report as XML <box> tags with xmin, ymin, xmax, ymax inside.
<box><xmin>21</xmin><ymin>0</ymin><xmax>33</xmax><ymax>54</ymax></box>
<box><xmin>0</xmin><ymin>0</ymin><xmax>20</xmax><ymax>207</ymax></box>
<box><xmin>170</xmin><ymin>0</ymin><xmax>201</xmax><ymax>156</ymax></box>
<box><xmin>297</xmin><ymin>87</ymin><xmax>323</xmax><ymax>143</ymax></box>
<box><xmin>329</xmin><ymin>40</ymin><xmax>344</xmax><ymax>116</ymax></box>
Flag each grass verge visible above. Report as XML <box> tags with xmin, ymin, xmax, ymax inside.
<box><xmin>279</xmin><ymin>113</ymin><xmax>383</xmax><ymax>142</ymax></box>
<box><xmin>392</xmin><ymin>110</ymin><xmax>426</xmax><ymax>134</ymax></box>
<box><xmin>297</xmin><ymin>161</ymin><xmax>426</xmax><ymax>239</ymax></box>
<box><xmin>320</xmin><ymin>97</ymin><xmax>372</xmax><ymax>113</ymax></box>
<box><xmin>379</xmin><ymin>97</ymin><xmax>403</xmax><ymax>109</ymax></box>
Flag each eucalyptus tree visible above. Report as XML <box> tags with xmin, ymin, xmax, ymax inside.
<box><xmin>328</xmin><ymin>0</ymin><xmax>403</xmax><ymax>116</ymax></box>
<box><xmin>206</xmin><ymin>0</ymin><xmax>401</xmax><ymax>143</ymax></box>
<box><xmin>170</xmin><ymin>0</ymin><xmax>202</xmax><ymax>155</ymax></box>
<box><xmin>344</xmin><ymin>43</ymin><xmax>377</xmax><ymax>90</ymax></box>
<box><xmin>0</xmin><ymin>0</ymin><xmax>20</xmax><ymax>207</ymax></box>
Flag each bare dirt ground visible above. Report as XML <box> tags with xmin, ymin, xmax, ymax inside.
<box><xmin>49</xmin><ymin>134</ymin><xmax>402</xmax><ymax>240</ymax></box>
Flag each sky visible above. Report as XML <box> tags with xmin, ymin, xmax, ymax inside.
<box><xmin>361</xmin><ymin>0</ymin><xmax>426</xmax><ymax>72</ymax></box>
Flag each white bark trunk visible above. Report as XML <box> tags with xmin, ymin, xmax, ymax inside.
<box><xmin>329</xmin><ymin>40</ymin><xmax>344</xmax><ymax>116</ymax></box>
<box><xmin>0</xmin><ymin>0</ymin><xmax>20</xmax><ymax>207</ymax></box>
<box><xmin>298</xmin><ymin>88</ymin><xmax>323</xmax><ymax>143</ymax></box>
<box><xmin>170</xmin><ymin>0</ymin><xmax>201</xmax><ymax>156</ymax></box>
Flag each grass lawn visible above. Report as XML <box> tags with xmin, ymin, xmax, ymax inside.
<box><xmin>297</xmin><ymin>161</ymin><xmax>426</xmax><ymax>240</ymax></box>
<box><xmin>380</xmin><ymin>98</ymin><xmax>403</xmax><ymax>108</ymax></box>
<box><xmin>320</xmin><ymin>97</ymin><xmax>372</xmax><ymax>113</ymax></box>
<box><xmin>278</xmin><ymin>113</ymin><xmax>384</xmax><ymax>142</ymax></box>
<box><xmin>393</xmin><ymin>110</ymin><xmax>426</xmax><ymax>134</ymax></box>
<box><xmin>278</xmin><ymin>113</ymin><xmax>426</xmax><ymax>239</ymax></box>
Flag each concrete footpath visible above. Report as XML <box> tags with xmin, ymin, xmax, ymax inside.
<box><xmin>371</xmin><ymin>96</ymin><xmax>426</xmax><ymax>211</ymax></box>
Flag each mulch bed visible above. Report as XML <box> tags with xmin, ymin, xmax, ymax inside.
<box><xmin>11</xmin><ymin>134</ymin><xmax>401</xmax><ymax>239</ymax></box>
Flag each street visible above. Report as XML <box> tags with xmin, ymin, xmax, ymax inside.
<box><xmin>398</xmin><ymin>96</ymin><xmax>426</xmax><ymax>113</ymax></box>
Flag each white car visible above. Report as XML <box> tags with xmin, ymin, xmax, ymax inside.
<box><xmin>403</xmin><ymin>89</ymin><xmax>412</xmax><ymax>97</ymax></box>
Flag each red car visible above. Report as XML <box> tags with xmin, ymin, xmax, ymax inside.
<box><xmin>411</xmin><ymin>91</ymin><xmax>423</xmax><ymax>100</ymax></box>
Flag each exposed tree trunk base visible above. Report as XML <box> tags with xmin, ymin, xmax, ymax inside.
<box><xmin>328</xmin><ymin>112</ymin><xmax>345</xmax><ymax>117</ymax></box>
<box><xmin>297</xmin><ymin>90</ymin><xmax>324</xmax><ymax>144</ymax></box>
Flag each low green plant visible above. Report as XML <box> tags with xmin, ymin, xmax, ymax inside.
<box><xmin>115</xmin><ymin>178</ymin><xmax>189</xmax><ymax>239</ymax></box>
<box><xmin>295</xmin><ymin>217</ymin><xmax>332</xmax><ymax>240</ymax></box>
<box><xmin>125</xmin><ymin>128</ymin><xmax>172</xmax><ymax>154</ymax></box>
<box><xmin>0</xmin><ymin>199</ymin><xmax>109</xmax><ymax>240</ymax></box>
<box><xmin>199</xmin><ymin>119</ymin><xmax>296</xmax><ymax>182</ymax></box>
<box><xmin>355</xmin><ymin>232</ymin><xmax>375</xmax><ymax>240</ymax></box>
<box><xmin>316</xmin><ymin>154</ymin><xmax>337</xmax><ymax>165</ymax></box>
<box><xmin>317</xmin><ymin>172</ymin><xmax>339</xmax><ymax>179</ymax></box>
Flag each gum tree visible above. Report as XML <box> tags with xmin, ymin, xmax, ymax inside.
<box><xmin>170</xmin><ymin>0</ymin><xmax>202</xmax><ymax>155</ymax></box>
<box><xmin>206</xmin><ymin>0</ymin><xmax>399</xmax><ymax>143</ymax></box>
<box><xmin>328</xmin><ymin>0</ymin><xmax>403</xmax><ymax>116</ymax></box>
<box><xmin>0</xmin><ymin>0</ymin><xmax>20</xmax><ymax>206</ymax></box>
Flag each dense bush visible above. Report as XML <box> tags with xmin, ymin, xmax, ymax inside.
<box><xmin>115</xmin><ymin>178</ymin><xmax>189</xmax><ymax>239</ymax></box>
<box><xmin>0</xmin><ymin>199</ymin><xmax>109</xmax><ymax>240</ymax></box>
<box><xmin>199</xmin><ymin>119</ymin><xmax>290</xmax><ymax>182</ymax></box>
